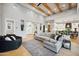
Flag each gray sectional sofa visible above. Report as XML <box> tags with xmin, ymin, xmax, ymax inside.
<box><xmin>34</xmin><ymin>33</ymin><xmax>64</xmax><ymax>53</ymax></box>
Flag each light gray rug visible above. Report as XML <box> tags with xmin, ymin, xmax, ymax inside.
<box><xmin>23</xmin><ymin>40</ymin><xmax>56</xmax><ymax>56</ymax></box>
<box><xmin>23</xmin><ymin>40</ymin><xmax>79</xmax><ymax>56</ymax></box>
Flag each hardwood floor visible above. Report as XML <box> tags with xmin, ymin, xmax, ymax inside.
<box><xmin>0</xmin><ymin>46</ymin><xmax>31</xmax><ymax>56</ymax></box>
<box><xmin>71</xmin><ymin>37</ymin><xmax>79</xmax><ymax>44</ymax></box>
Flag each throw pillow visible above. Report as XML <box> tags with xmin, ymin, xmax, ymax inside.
<box><xmin>55</xmin><ymin>35</ymin><xmax>58</xmax><ymax>40</ymax></box>
<box><xmin>5</xmin><ymin>37</ymin><xmax>12</xmax><ymax>41</ymax></box>
<box><xmin>11</xmin><ymin>36</ymin><xmax>16</xmax><ymax>40</ymax></box>
<box><xmin>50</xmin><ymin>34</ymin><xmax>55</xmax><ymax>39</ymax></box>
<box><xmin>56</xmin><ymin>35</ymin><xmax>62</xmax><ymax>41</ymax></box>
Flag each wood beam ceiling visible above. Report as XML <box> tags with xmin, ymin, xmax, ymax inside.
<box><xmin>29</xmin><ymin>3</ymin><xmax>77</xmax><ymax>16</ymax></box>
<box><xmin>55</xmin><ymin>3</ymin><xmax>62</xmax><ymax>12</ymax></box>
<box><xmin>42</xmin><ymin>3</ymin><xmax>52</xmax><ymax>14</ymax></box>
<box><xmin>30</xmin><ymin>3</ymin><xmax>51</xmax><ymax>16</ymax></box>
<box><xmin>75</xmin><ymin>3</ymin><xmax>77</xmax><ymax>7</ymax></box>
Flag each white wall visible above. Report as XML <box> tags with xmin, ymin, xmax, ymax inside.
<box><xmin>45</xmin><ymin>8</ymin><xmax>79</xmax><ymax>31</ymax></box>
<box><xmin>54</xmin><ymin>23</ymin><xmax>65</xmax><ymax>31</ymax></box>
<box><xmin>0</xmin><ymin>4</ymin><xmax>1</xmax><ymax>35</ymax></box>
<box><xmin>0</xmin><ymin>4</ymin><xmax>4</xmax><ymax>35</ymax></box>
<box><xmin>72</xmin><ymin>23</ymin><xmax>79</xmax><ymax>31</ymax></box>
<box><xmin>2</xmin><ymin>3</ymin><xmax>45</xmax><ymax>37</ymax></box>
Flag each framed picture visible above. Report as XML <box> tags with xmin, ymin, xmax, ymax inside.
<box><xmin>21</xmin><ymin>20</ymin><xmax>24</xmax><ymax>31</ymax></box>
<box><xmin>43</xmin><ymin>25</ymin><xmax>45</xmax><ymax>32</ymax></box>
<box><xmin>65</xmin><ymin>23</ymin><xmax>72</xmax><ymax>28</ymax></box>
<box><xmin>6</xmin><ymin>20</ymin><xmax>14</xmax><ymax>30</ymax></box>
<box><xmin>5</xmin><ymin>19</ymin><xmax>14</xmax><ymax>34</ymax></box>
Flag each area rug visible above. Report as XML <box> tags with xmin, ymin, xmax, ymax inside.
<box><xmin>23</xmin><ymin>39</ymin><xmax>79</xmax><ymax>56</ymax></box>
<box><xmin>23</xmin><ymin>40</ymin><xmax>56</xmax><ymax>56</ymax></box>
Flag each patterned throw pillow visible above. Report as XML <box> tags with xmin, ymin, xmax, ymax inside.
<box><xmin>10</xmin><ymin>36</ymin><xmax>16</xmax><ymax>40</ymax></box>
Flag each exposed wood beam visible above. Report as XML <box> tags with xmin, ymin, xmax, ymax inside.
<box><xmin>30</xmin><ymin>3</ymin><xmax>51</xmax><ymax>16</ymax></box>
<box><xmin>55</xmin><ymin>3</ymin><xmax>62</xmax><ymax>12</ymax></box>
<box><xmin>75</xmin><ymin>3</ymin><xmax>77</xmax><ymax>7</ymax></box>
<box><xmin>42</xmin><ymin>3</ymin><xmax>52</xmax><ymax>14</ymax></box>
<box><xmin>73</xmin><ymin>3</ymin><xmax>77</xmax><ymax>8</ymax></box>
<box><xmin>68</xmin><ymin>3</ymin><xmax>72</xmax><ymax>9</ymax></box>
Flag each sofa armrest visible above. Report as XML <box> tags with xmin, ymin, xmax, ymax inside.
<box><xmin>55</xmin><ymin>41</ymin><xmax>61</xmax><ymax>45</ymax></box>
<box><xmin>55</xmin><ymin>40</ymin><xmax>62</xmax><ymax>49</ymax></box>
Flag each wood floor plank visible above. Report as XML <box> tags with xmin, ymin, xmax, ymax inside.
<box><xmin>0</xmin><ymin>46</ymin><xmax>31</xmax><ymax>56</ymax></box>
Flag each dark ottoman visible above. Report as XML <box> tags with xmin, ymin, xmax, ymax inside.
<box><xmin>0</xmin><ymin>34</ymin><xmax>22</xmax><ymax>52</ymax></box>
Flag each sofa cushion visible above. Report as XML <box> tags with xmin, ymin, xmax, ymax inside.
<box><xmin>49</xmin><ymin>38</ymin><xmax>57</xmax><ymax>43</ymax></box>
<box><xmin>50</xmin><ymin>34</ymin><xmax>55</xmax><ymax>39</ymax></box>
<box><xmin>39</xmin><ymin>36</ymin><xmax>50</xmax><ymax>41</ymax></box>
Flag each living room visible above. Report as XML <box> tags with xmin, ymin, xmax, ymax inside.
<box><xmin>0</xmin><ymin>3</ymin><xmax>79</xmax><ymax>56</ymax></box>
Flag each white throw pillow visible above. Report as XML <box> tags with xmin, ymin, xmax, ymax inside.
<box><xmin>11</xmin><ymin>36</ymin><xmax>16</xmax><ymax>40</ymax></box>
<box><xmin>5</xmin><ymin>37</ymin><xmax>12</xmax><ymax>41</ymax></box>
